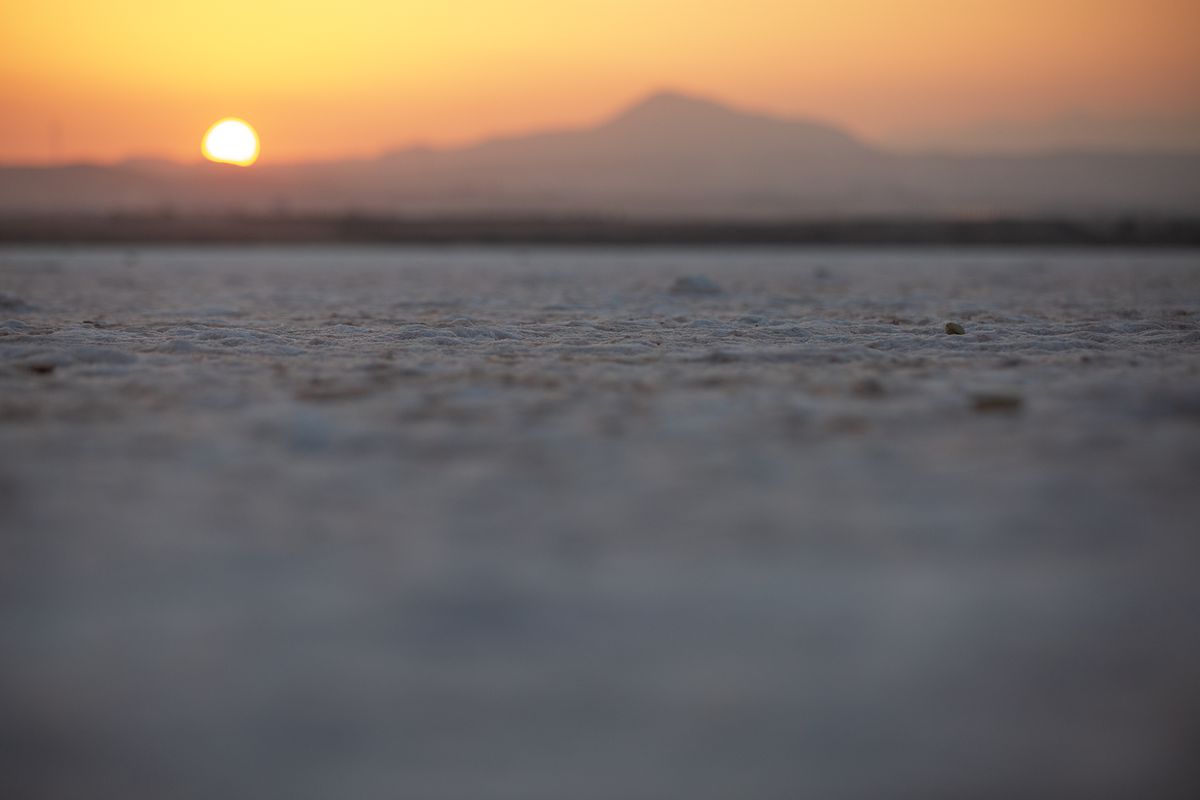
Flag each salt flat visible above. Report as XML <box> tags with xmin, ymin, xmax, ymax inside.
<box><xmin>2</xmin><ymin>245</ymin><xmax>1199</xmax><ymax>798</ymax></box>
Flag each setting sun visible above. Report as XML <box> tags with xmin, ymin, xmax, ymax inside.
<box><xmin>201</xmin><ymin>118</ymin><xmax>259</xmax><ymax>166</ymax></box>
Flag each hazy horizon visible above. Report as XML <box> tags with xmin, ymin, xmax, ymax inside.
<box><xmin>3</xmin><ymin>89</ymin><xmax>1197</xmax><ymax>219</ymax></box>
<box><xmin>6</xmin><ymin>88</ymin><xmax>1200</xmax><ymax>170</ymax></box>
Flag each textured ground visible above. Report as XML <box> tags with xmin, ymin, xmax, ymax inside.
<box><xmin>2</xmin><ymin>245</ymin><xmax>1199</xmax><ymax>799</ymax></box>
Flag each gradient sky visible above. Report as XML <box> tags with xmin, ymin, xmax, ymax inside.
<box><xmin>3</xmin><ymin>0</ymin><xmax>1198</xmax><ymax>164</ymax></box>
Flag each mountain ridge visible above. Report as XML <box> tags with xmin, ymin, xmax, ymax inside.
<box><xmin>3</xmin><ymin>90</ymin><xmax>1199</xmax><ymax>216</ymax></box>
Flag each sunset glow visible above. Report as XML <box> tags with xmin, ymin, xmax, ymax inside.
<box><xmin>1</xmin><ymin>0</ymin><xmax>1198</xmax><ymax>163</ymax></box>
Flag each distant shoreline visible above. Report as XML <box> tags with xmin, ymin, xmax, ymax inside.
<box><xmin>2</xmin><ymin>214</ymin><xmax>1198</xmax><ymax>247</ymax></box>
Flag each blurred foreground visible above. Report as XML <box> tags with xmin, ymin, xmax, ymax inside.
<box><xmin>2</xmin><ymin>246</ymin><xmax>1199</xmax><ymax>798</ymax></box>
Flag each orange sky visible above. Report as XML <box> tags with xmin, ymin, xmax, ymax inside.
<box><xmin>2</xmin><ymin>0</ymin><xmax>1198</xmax><ymax>164</ymax></box>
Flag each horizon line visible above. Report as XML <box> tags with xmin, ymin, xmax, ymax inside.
<box><xmin>6</xmin><ymin>88</ymin><xmax>1200</xmax><ymax>169</ymax></box>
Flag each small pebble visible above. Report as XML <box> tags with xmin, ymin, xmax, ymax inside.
<box><xmin>971</xmin><ymin>393</ymin><xmax>1022</xmax><ymax>413</ymax></box>
<box><xmin>852</xmin><ymin>377</ymin><xmax>885</xmax><ymax>398</ymax></box>
<box><xmin>944</xmin><ymin>322</ymin><xmax>966</xmax><ymax>335</ymax></box>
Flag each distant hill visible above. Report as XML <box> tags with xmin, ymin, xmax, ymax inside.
<box><xmin>3</xmin><ymin>91</ymin><xmax>1199</xmax><ymax>217</ymax></box>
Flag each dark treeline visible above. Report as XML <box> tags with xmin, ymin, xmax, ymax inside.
<box><xmin>2</xmin><ymin>214</ymin><xmax>1198</xmax><ymax>246</ymax></box>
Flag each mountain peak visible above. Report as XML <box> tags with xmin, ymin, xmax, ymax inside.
<box><xmin>598</xmin><ymin>89</ymin><xmax>869</xmax><ymax>156</ymax></box>
<box><xmin>609</xmin><ymin>90</ymin><xmax>746</xmax><ymax>126</ymax></box>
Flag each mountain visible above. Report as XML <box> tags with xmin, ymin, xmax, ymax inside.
<box><xmin>3</xmin><ymin>91</ymin><xmax>1199</xmax><ymax>217</ymax></box>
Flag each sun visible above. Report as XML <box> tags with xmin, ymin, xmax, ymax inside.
<box><xmin>201</xmin><ymin>118</ymin><xmax>260</xmax><ymax>166</ymax></box>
